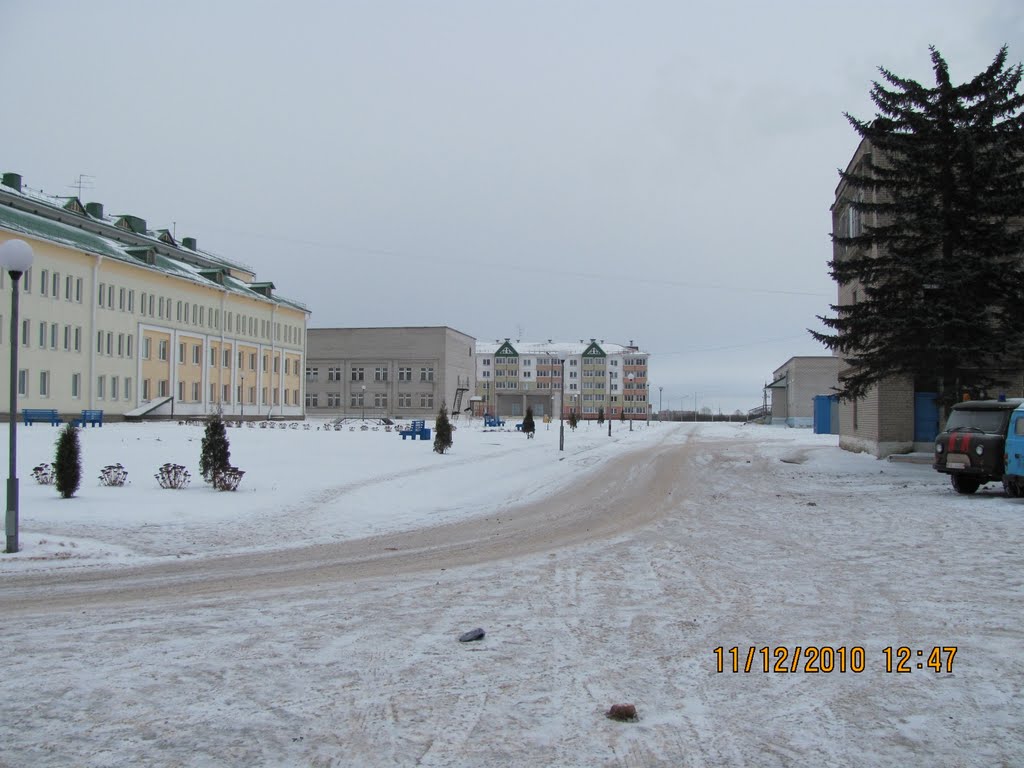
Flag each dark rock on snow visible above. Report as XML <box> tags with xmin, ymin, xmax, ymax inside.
<box><xmin>606</xmin><ymin>703</ymin><xmax>638</xmax><ymax>721</ymax></box>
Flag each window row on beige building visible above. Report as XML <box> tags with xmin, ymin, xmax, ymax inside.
<box><xmin>0</xmin><ymin>172</ymin><xmax>309</xmax><ymax>420</ymax></box>
<box><xmin>306</xmin><ymin>327</ymin><xmax>476</xmax><ymax>421</ymax></box>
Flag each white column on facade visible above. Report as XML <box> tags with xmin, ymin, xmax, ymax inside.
<box><xmin>171</xmin><ymin>326</ymin><xmax>178</xmax><ymax>418</ymax></box>
<box><xmin>89</xmin><ymin>255</ymin><xmax>102</xmax><ymax>410</ymax></box>
<box><xmin>222</xmin><ymin>301</ymin><xmax>229</xmax><ymax>415</ymax></box>
<box><xmin>271</xmin><ymin>305</ymin><xmax>280</xmax><ymax>417</ymax></box>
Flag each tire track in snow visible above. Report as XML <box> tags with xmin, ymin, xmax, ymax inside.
<box><xmin>0</xmin><ymin>428</ymin><xmax>695</xmax><ymax>613</ymax></box>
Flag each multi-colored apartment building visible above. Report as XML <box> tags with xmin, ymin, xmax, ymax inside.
<box><xmin>474</xmin><ymin>338</ymin><xmax>650</xmax><ymax>420</ymax></box>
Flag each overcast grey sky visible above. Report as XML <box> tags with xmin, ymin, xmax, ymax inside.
<box><xmin>2</xmin><ymin>1</ymin><xmax>1020</xmax><ymax>413</ymax></box>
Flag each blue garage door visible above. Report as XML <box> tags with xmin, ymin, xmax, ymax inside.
<box><xmin>914</xmin><ymin>392</ymin><xmax>939</xmax><ymax>442</ymax></box>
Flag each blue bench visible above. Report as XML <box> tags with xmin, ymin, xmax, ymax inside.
<box><xmin>74</xmin><ymin>409</ymin><xmax>104</xmax><ymax>428</ymax></box>
<box><xmin>22</xmin><ymin>408</ymin><xmax>62</xmax><ymax>426</ymax></box>
<box><xmin>484</xmin><ymin>416</ymin><xmax>505</xmax><ymax>428</ymax></box>
<box><xmin>399</xmin><ymin>420</ymin><xmax>431</xmax><ymax>440</ymax></box>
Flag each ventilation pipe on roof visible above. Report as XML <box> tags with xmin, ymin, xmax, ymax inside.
<box><xmin>85</xmin><ymin>202</ymin><xmax>104</xmax><ymax>218</ymax></box>
<box><xmin>182</xmin><ymin>237</ymin><xmax>197</xmax><ymax>250</ymax></box>
<box><xmin>2</xmin><ymin>172</ymin><xmax>22</xmax><ymax>192</ymax></box>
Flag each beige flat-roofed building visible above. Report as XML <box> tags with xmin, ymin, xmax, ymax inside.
<box><xmin>765</xmin><ymin>356</ymin><xmax>839</xmax><ymax>427</ymax></box>
<box><xmin>0</xmin><ymin>171</ymin><xmax>309</xmax><ymax>421</ymax></box>
<box><xmin>306</xmin><ymin>327</ymin><xmax>475</xmax><ymax>421</ymax></box>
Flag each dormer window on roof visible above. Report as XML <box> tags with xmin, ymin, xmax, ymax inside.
<box><xmin>250</xmin><ymin>282</ymin><xmax>275</xmax><ymax>298</ymax></box>
<box><xmin>124</xmin><ymin>246</ymin><xmax>157</xmax><ymax>266</ymax></box>
<box><xmin>62</xmin><ymin>197</ymin><xmax>87</xmax><ymax>216</ymax></box>
<box><xmin>115</xmin><ymin>215</ymin><xmax>147</xmax><ymax>234</ymax></box>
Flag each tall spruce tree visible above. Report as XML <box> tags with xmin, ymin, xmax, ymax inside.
<box><xmin>812</xmin><ymin>46</ymin><xmax>1024</xmax><ymax>412</ymax></box>
<box><xmin>433</xmin><ymin>405</ymin><xmax>453</xmax><ymax>454</ymax></box>
<box><xmin>200</xmin><ymin>411</ymin><xmax>231</xmax><ymax>482</ymax></box>
<box><xmin>54</xmin><ymin>423</ymin><xmax>82</xmax><ymax>499</ymax></box>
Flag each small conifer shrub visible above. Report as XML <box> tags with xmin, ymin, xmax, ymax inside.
<box><xmin>200</xmin><ymin>411</ymin><xmax>231</xmax><ymax>483</ymax></box>
<box><xmin>522</xmin><ymin>406</ymin><xmax>536</xmax><ymax>438</ymax></box>
<box><xmin>54</xmin><ymin>423</ymin><xmax>82</xmax><ymax>499</ymax></box>
<box><xmin>434</xmin><ymin>406</ymin><xmax>453</xmax><ymax>454</ymax></box>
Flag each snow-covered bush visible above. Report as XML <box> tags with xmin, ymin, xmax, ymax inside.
<box><xmin>156</xmin><ymin>463</ymin><xmax>191</xmax><ymax>489</ymax></box>
<box><xmin>32</xmin><ymin>463</ymin><xmax>55</xmax><ymax>485</ymax></box>
<box><xmin>211</xmin><ymin>466</ymin><xmax>245</xmax><ymax>492</ymax></box>
<box><xmin>99</xmin><ymin>464</ymin><xmax>128</xmax><ymax>487</ymax></box>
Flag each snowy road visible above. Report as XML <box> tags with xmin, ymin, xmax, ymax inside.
<box><xmin>2</xmin><ymin>424</ymin><xmax>1022</xmax><ymax>767</ymax></box>
<box><xmin>0</xmin><ymin>428</ymin><xmax>694</xmax><ymax>609</ymax></box>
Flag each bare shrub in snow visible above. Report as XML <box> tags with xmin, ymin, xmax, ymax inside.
<box><xmin>156</xmin><ymin>463</ymin><xmax>191</xmax><ymax>489</ymax></box>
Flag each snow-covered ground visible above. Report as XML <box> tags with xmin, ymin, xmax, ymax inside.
<box><xmin>1</xmin><ymin>419</ymin><xmax>1021</xmax><ymax>767</ymax></box>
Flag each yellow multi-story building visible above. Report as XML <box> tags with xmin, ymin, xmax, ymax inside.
<box><xmin>0</xmin><ymin>171</ymin><xmax>309</xmax><ymax>420</ymax></box>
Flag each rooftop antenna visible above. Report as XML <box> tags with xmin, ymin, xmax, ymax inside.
<box><xmin>68</xmin><ymin>174</ymin><xmax>94</xmax><ymax>199</ymax></box>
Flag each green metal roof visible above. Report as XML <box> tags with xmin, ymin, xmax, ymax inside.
<box><xmin>0</xmin><ymin>203</ymin><xmax>308</xmax><ymax>313</ymax></box>
<box><xmin>0</xmin><ymin>204</ymin><xmax>128</xmax><ymax>259</ymax></box>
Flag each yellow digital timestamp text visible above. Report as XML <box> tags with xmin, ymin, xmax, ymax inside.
<box><xmin>713</xmin><ymin>646</ymin><xmax>958</xmax><ymax>674</ymax></box>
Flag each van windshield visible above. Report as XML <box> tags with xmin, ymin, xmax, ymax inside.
<box><xmin>945</xmin><ymin>409</ymin><xmax>1010</xmax><ymax>434</ymax></box>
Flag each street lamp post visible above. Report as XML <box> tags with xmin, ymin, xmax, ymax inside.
<box><xmin>659</xmin><ymin>386</ymin><xmax>663</xmax><ymax>419</ymax></box>
<box><xmin>240</xmin><ymin>375</ymin><xmax>245</xmax><ymax>418</ymax></box>
<box><xmin>361</xmin><ymin>384</ymin><xmax>366</xmax><ymax>421</ymax></box>
<box><xmin>559</xmin><ymin>359</ymin><xmax>565</xmax><ymax>451</ymax></box>
<box><xmin>647</xmin><ymin>383</ymin><xmax>651</xmax><ymax>426</ymax></box>
<box><xmin>1</xmin><ymin>239</ymin><xmax>34</xmax><ymax>553</ymax></box>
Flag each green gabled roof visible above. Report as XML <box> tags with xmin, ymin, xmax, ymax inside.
<box><xmin>582</xmin><ymin>340</ymin><xmax>606</xmax><ymax>358</ymax></box>
<box><xmin>114</xmin><ymin>214</ymin><xmax>147</xmax><ymax>234</ymax></box>
<box><xmin>495</xmin><ymin>341</ymin><xmax>518</xmax><ymax>357</ymax></box>
<box><xmin>62</xmin><ymin>197</ymin><xmax>87</xmax><ymax>216</ymax></box>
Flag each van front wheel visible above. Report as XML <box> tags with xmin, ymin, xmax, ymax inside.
<box><xmin>951</xmin><ymin>475</ymin><xmax>980</xmax><ymax>494</ymax></box>
<box><xmin>1003</xmin><ymin>477</ymin><xmax>1021</xmax><ymax>497</ymax></box>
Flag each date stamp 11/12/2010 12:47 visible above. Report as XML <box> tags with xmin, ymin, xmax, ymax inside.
<box><xmin>713</xmin><ymin>646</ymin><xmax>958</xmax><ymax>674</ymax></box>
